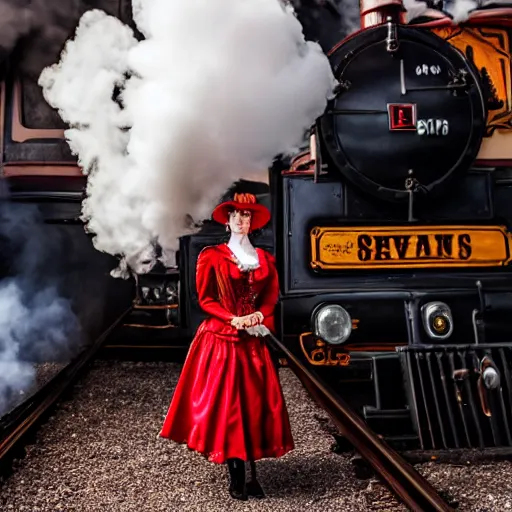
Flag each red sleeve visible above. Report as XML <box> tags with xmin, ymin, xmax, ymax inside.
<box><xmin>257</xmin><ymin>252</ymin><xmax>279</xmax><ymax>332</ymax></box>
<box><xmin>196</xmin><ymin>248</ymin><xmax>235</xmax><ymax>322</ymax></box>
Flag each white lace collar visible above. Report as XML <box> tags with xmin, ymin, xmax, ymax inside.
<box><xmin>226</xmin><ymin>242</ymin><xmax>260</xmax><ymax>272</ymax></box>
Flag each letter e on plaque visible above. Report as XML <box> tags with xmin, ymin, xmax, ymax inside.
<box><xmin>388</xmin><ymin>103</ymin><xmax>417</xmax><ymax>131</ymax></box>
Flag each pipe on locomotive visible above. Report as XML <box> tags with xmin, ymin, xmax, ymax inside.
<box><xmin>359</xmin><ymin>0</ymin><xmax>406</xmax><ymax>28</ymax></box>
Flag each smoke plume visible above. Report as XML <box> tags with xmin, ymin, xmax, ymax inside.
<box><xmin>289</xmin><ymin>0</ymin><xmax>361</xmax><ymax>51</ymax></box>
<box><xmin>0</xmin><ymin>197</ymin><xmax>81</xmax><ymax>416</ymax></box>
<box><xmin>0</xmin><ymin>281</ymin><xmax>80</xmax><ymax>415</ymax></box>
<box><xmin>445</xmin><ymin>0</ymin><xmax>478</xmax><ymax>22</ymax></box>
<box><xmin>403</xmin><ymin>0</ymin><xmax>430</xmax><ymax>20</ymax></box>
<box><xmin>338</xmin><ymin>0</ymin><xmax>361</xmax><ymax>38</ymax></box>
<box><xmin>0</xmin><ymin>0</ymin><xmax>85</xmax><ymax>77</ymax></box>
<box><xmin>403</xmin><ymin>0</ymin><xmax>499</xmax><ymax>23</ymax></box>
<box><xmin>39</xmin><ymin>0</ymin><xmax>337</xmax><ymax>276</ymax></box>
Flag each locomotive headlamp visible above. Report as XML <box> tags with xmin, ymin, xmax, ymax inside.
<box><xmin>313</xmin><ymin>304</ymin><xmax>352</xmax><ymax>345</ymax></box>
<box><xmin>421</xmin><ymin>301</ymin><xmax>453</xmax><ymax>340</ymax></box>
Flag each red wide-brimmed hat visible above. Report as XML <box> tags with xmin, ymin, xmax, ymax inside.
<box><xmin>212</xmin><ymin>193</ymin><xmax>271</xmax><ymax>232</ymax></box>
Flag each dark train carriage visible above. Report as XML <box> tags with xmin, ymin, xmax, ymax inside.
<box><xmin>0</xmin><ymin>0</ymin><xmax>136</xmax><ymax>348</ymax></box>
<box><xmin>270</xmin><ymin>3</ymin><xmax>512</xmax><ymax>453</ymax></box>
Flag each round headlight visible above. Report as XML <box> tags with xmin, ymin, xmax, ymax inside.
<box><xmin>421</xmin><ymin>301</ymin><xmax>453</xmax><ymax>340</ymax></box>
<box><xmin>314</xmin><ymin>305</ymin><xmax>352</xmax><ymax>345</ymax></box>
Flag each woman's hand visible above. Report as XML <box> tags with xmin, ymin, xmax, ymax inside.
<box><xmin>253</xmin><ymin>311</ymin><xmax>264</xmax><ymax>324</ymax></box>
<box><xmin>230</xmin><ymin>312</ymin><xmax>264</xmax><ymax>329</ymax></box>
<box><xmin>244</xmin><ymin>312</ymin><xmax>264</xmax><ymax>327</ymax></box>
<box><xmin>230</xmin><ymin>316</ymin><xmax>247</xmax><ymax>329</ymax></box>
<box><xmin>231</xmin><ymin>315</ymin><xmax>256</xmax><ymax>329</ymax></box>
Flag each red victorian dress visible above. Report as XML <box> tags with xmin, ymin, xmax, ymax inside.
<box><xmin>159</xmin><ymin>243</ymin><xmax>294</xmax><ymax>464</ymax></box>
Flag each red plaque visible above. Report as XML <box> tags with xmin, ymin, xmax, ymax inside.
<box><xmin>388</xmin><ymin>103</ymin><xmax>417</xmax><ymax>131</ymax></box>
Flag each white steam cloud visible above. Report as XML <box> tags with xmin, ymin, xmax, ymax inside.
<box><xmin>39</xmin><ymin>0</ymin><xmax>336</xmax><ymax>277</ymax></box>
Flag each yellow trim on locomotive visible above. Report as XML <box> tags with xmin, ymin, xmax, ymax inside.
<box><xmin>310</xmin><ymin>225</ymin><xmax>512</xmax><ymax>270</ymax></box>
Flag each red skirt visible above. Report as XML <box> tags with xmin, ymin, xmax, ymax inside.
<box><xmin>159</xmin><ymin>325</ymin><xmax>295</xmax><ymax>464</ymax></box>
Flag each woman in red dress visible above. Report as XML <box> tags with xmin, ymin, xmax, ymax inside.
<box><xmin>159</xmin><ymin>192</ymin><xmax>294</xmax><ymax>500</ymax></box>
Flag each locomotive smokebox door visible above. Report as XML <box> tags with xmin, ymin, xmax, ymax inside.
<box><xmin>319</xmin><ymin>24</ymin><xmax>487</xmax><ymax>202</ymax></box>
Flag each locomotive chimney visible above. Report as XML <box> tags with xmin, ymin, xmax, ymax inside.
<box><xmin>359</xmin><ymin>0</ymin><xmax>406</xmax><ymax>28</ymax></box>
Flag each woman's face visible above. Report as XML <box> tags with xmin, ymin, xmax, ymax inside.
<box><xmin>228</xmin><ymin>209</ymin><xmax>251</xmax><ymax>235</ymax></box>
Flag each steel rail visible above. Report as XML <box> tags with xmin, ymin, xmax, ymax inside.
<box><xmin>267</xmin><ymin>333</ymin><xmax>453</xmax><ymax>512</ymax></box>
<box><xmin>0</xmin><ymin>308</ymin><xmax>131</xmax><ymax>467</ymax></box>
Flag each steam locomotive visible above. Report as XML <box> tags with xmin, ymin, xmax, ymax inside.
<box><xmin>176</xmin><ymin>2</ymin><xmax>512</xmax><ymax>455</ymax></box>
<box><xmin>266</xmin><ymin>2</ymin><xmax>512</xmax><ymax>453</ymax></box>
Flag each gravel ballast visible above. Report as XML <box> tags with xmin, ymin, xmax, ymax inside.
<box><xmin>1</xmin><ymin>360</ymin><xmax>511</xmax><ymax>511</ymax></box>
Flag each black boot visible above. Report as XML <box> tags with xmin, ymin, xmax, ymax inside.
<box><xmin>246</xmin><ymin>461</ymin><xmax>265</xmax><ymax>499</ymax></box>
<box><xmin>226</xmin><ymin>458</ymin><xmax>247</xmax><ymax>501</ymax></box>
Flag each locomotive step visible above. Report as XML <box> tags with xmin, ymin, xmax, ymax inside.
<box><xmin>362</xmin><ymin>406</ymin><xmax>411</xmax><ymax>420</ymax></box>
<box><xmin>362</xmin><ymin>406</ymin><xmax>417</xmax><ymax>445</ymax></box>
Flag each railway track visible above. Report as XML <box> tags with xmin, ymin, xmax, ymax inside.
<box><xmin>267</xmin><ymin>333</ymin><xmax>454</xmax><ymax>512</ymax></box>
<box><xmin>0</xmin><ymin>321</ymin><xmax>455</xmax><ymax>510</ymax></box>
<box><xmin>0</xmin><ymin>308</ymin><xmax>131</xmax><ymax>477</ymax></box>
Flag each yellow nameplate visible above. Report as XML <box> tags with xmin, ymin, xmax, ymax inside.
<box><xmin>310</xmin><ymin>226</ymin><xmax>512</xmax><ymax>270</ymax></box>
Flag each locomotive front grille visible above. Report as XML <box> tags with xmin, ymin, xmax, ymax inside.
<box><xmin>397</xmin><ymin>345</ymin><xmax>512</xmax><ymax>450</ymax></box>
